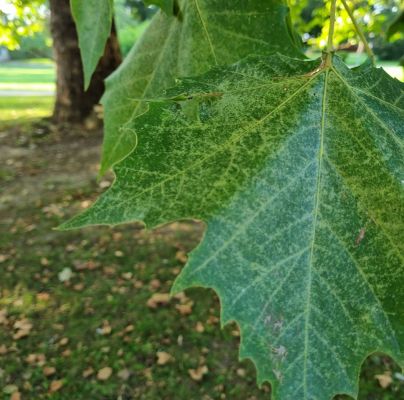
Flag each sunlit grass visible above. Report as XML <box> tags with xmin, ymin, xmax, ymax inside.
<box><xmin>0</xmin><ymin>96</ymin><xmax>53</xmax><ymax>127</ymax></box>
<box><xmin>0</xmin><ymin>58</ymin><xmax>55</xmax><ymax>94</ymax></box>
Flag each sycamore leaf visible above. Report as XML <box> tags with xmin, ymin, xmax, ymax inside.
<box><xmin>144</xmin><ymin>0</ymin><xmax>174</xmax><ymax>16</ymax></box>
<box><xmin>71</xmin><ymin>0</ymin><xmax>114</xmax><ymax>89</ymax></box>
<box><xmin>99</xmin><ymin>0</ymin><xmax>302</xmax><ymax>175</ymax></box>
<box><xmin>60</xmin><ymin>54</ymin><xmax>404</xmax><ymax>400</ymax></box>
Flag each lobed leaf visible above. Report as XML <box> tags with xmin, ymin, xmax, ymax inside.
<box><xmin>61</xmin><ymin>54</ymin><xmax>404</xmax><ymax>399</ymax></box>
<box><xmin>71</xmin><ymin>0</ymin><xmax>114</xmax><ymax>89</ymax></box>
<box><xmin>99</xmin><ymin>0</ymin><xmax>302</xmax><ymax>175</ymax></box>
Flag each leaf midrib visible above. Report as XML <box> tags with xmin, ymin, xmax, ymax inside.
<box><xmin>302</xmin><ymin>68</ymin><xmax>329</xmax><ymax>399</ymax></box>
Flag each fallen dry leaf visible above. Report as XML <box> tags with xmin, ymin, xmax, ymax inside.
<box><xmin>375</xmin><ymin>371</ymin><xmax>393</xmax><ymax>388</ymax></box>
<box><xmin>0</xmin><ymin>309</ymin><xmax>8</xmax><ymax>325</ymax></box>
<box><xmin>13</xmin><ymin>319</ymin><xmax>33</xmax><ymax>340</ymax></box>
<box><xmin>175</xmin><ymin>250</ymin><xmax>188</xmax><ymax>264</ymax></box>
<box><xmin>149</xmin><ymin>279</ymin><xmax>161</xmax><ymax>290</ymax></box>
<box><xmin>124</xmin><ymin>324</ymin><xmax>134</xmax><ymax>333</ymax></box>
<box><xmin>36</xmin><ymin>292</ymin><xmax>50</xmax><ymax>301</ymax></box>
<box><xmin>188</xmin><ymin>365</ymin><xmax>209</xmax><ymax>381</ymax></box>
<box><xmin>11</xmin><ymin>392</ymin><xmax>21</xmax><ymax>400</ymax></box>
<box><xmin>61</xmin><ymin>349</ymin><xmax>71</xmax><ymax>357</ymax></box>
<box><xmin>49</xmin><ymin>380</ymin><xmax>63</xmax><ymax>393</ymax></box>
<box><xmin>195</xmin><ymin>322</ymin><xmax>205</xmax><ymax>333</ymax></box>
<box><xmin>117</xmin><ymin>368</ymin><xmax>131</xmax><ymax>380</ymax></box>
<box><xmin>156</xmin><ymin>351</ymin><xmax>174</xmax><ymax>365</ymax></box>
<box><xmin>122</xmin><ymin>272</ymin><xmax>133</xmax><ymax>280</ymax></box>
<box><xmin>43</xmin><ymin>366</ymin><xmax>56</xmax><ymax>377</ymax></box>
<box><xmin>59</xmin><ymin>337</ymin><xmax>69</xmax><ymax>346</ymax></box>
<box><xmin>97</xmin><ymin>367</ymin><xmax>113</xmax><ymax>381</ymax></box>
<box><xmin>96</xmin><ymin>320</ymin><xmax>112</xmax><ymax>336</ymax></box>
<box><xmin>175</xmin><ymin>303</ymin><xmax>193</xmax><ymax>315</ymax></box>
<box><xmin>73</xmin><ymin>283</ymin><xmax>85</xmax><ymax>291</ymax></box>
<box><xmin>146</xmin><ymin>293</ymin><xmax>171</xmax><ymax>308</ymax></box>
<box><xmin>82</xmin><ymin>367</ymin><xmax>94</xmax><ymax>378</ymax></box>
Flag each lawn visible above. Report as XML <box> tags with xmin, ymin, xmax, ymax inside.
<box><xmin>0</xmin><ymin>97</ymin><xmax>53</xmax><ymax>128</ymax></box>
<box><xmin>0</xmin><ymin>59</ymin><xmax>55</xmax><ymax>92</ymax></box>
<box><xmin>0</xmin><ymin>56</ymin><xmax>403</xmax><ymax>399</ymax></box>
<box><xmin>0</xmin><ymin>59</ymin><xmax>54</xmax><ymax>128</ymax></box>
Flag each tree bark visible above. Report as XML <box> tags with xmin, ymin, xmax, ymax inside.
<box><xmin>49</xmin><ymin>0</ymin><xmax>122</xmax><ymax>124</ymax></box>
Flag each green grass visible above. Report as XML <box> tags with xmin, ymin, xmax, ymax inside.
<box><xmin>0</xmin><ymin>96</ymin><xmax>53</xmax><ymax>128</ymax></box>
<box><xmin>0</xmin><ymin>58</ymin><xmax>55</xmax><ymax>92</ymax></box>
<box><xmin>0</xmin><ymin>59</ymin><xmax>55</xmax><ymax>127</ymax></box>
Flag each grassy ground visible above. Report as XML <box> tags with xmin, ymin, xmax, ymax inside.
<box><xmin>0</xmin><ymin>59</ymin><xmax>54</xmax><ymax>127</ymax></box>
<box><xmin>0</xmin><ymin>97</ymin><xmax>53</xmax><ymax>127</ymax></box>
<box><xmin>0</xmin><ymin>59</ymin><xmax>55</xmax><ymax>92</ymax></box>
<box><xmin>0</xmin><ymin>58</ymin><xmax>403</xmax><ymax>399</ymax></box>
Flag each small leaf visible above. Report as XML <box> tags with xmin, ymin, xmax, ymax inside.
<box><xmin>375</xmin><ymin>371</ymin><xmax>393</xmax><ymax>388</ymax></box>
<box><xmin>11</xmin><ymin>392</ymin><xmax>21</xmax><ymax>400</ymax></box>
<box><xmin>49</xmin><ymin>380</ymin><xmax>64</xmax><ymax>393</ymax></box>
<box><xmin>97</xmin><ymin>367</ymin><xmax>113</xmax><ymax>381</ymax></box>
<box><xmin>43</xmin><ymin>366</ymin><xmax>56</xmax><ymax>377</ymax></box>
<box><xmin>188</xmin><ymin>365</ymin><xmax>208</xmax><ymax>381</ymax></box>
<box><xmin>156</xmin><ymin>351</ymin><xmax>174</xmax><ymax>365</ymax></box>
<box><xmin>146</xmin><ymin>293</ymin><xmax>171</xmax><ymax>308</ymax></box>
<box><xmin>71</xmin><ymin>0</ymin><xmax>114</xmax><ymax>89</ymax></box>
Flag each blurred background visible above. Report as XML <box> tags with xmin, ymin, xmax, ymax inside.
<box><xmin>0</xmin><ymin>1</ymin><xmax>403</xmax><ymax>399</ymax></box>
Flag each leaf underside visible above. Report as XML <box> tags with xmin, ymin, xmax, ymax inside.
<box><xmin>71</xmin><ymin>0</ymin><xmax>113</xmax><ymax>89</ymax></box>
<box><xmin>61</xmin><ymin>54</ymin><xmax>404</xmax><ymax>400</ymax></box>
<box><xmin>99</xmin><ymin>0</ymin><xmax>302</xmax><ymax>174</ymax></box>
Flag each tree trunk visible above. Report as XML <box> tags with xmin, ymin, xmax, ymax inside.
<box><xmin>49</xmin><ymin>0</ymin><xmax>122</xmax><ymax>124</ymax></box>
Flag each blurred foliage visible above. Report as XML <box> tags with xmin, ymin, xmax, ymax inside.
<box><xmin>125</xmin><ymin>0</ymin><xmax>156</xmax><ymax>20</ymax></box>
<box><xmin>114</xmin><ymin>0</ymin><xmax>154</xmax><ymax>56</ymax></box>
<box><xmin>9</xmin><ymin>29</ymin><xmax>52</xmax><ymax>60</ymax></box>
<box><xmin>387</xmin><ymin>7</ymin><xmax>404</xmax><ymax>40</ymax></box>
<box><xmin>289</xmin><ymin>0</ymin><xmax>403</xmax><ymax>59</ymax></box>
<box><xmin>0</xmin><ymin>0</ymin><xmax>48</xmax><ymax>50</ymax></box>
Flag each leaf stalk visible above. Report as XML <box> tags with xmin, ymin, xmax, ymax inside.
<box><xmin>340</xmin><ymin>0</ymin><xmax>376</xmax><ymax>65</ymax></box>
<box><xmin>325</xmin><ymin>0</ymin><xmax>338</xmax><ymax>67</ymax></box>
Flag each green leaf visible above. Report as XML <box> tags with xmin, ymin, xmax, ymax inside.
<box><xmin>60</xmin><ymin>54</ymin><xmax>404</xmax><ymax>399</ymax></box>
<box><xmin>144</xmin><ymin>0</ymin><xmax>174</xmax><ymax>16</ymax></box>
<box><xmin>71</xmin><ymin>0</ymin><xmax>114</xmax><ymax>89</ymax></box>
<box><xmin>99</xmin><ymin>0</ymin><xmax>303</xmax><ymax>175</ymax></box>
<box><xmin>387</xmin><ymin>8</ymin><xmax>404</xmax><ymax>40</ymax></box>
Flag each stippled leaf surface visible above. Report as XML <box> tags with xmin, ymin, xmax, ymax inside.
<box><xmin>99</xmin><ymin>0</ymin><xmax>302</xmax><ymax>174</ymax></box>
<box><xmin>71</xmin><ymin>0</ymin><xmax>113</xmax><ymax>89</ymax></box>
<box><xmin>61</xmin><ymin>54</ymin><xmax>404</xmax><ymax>400</ymax></box>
